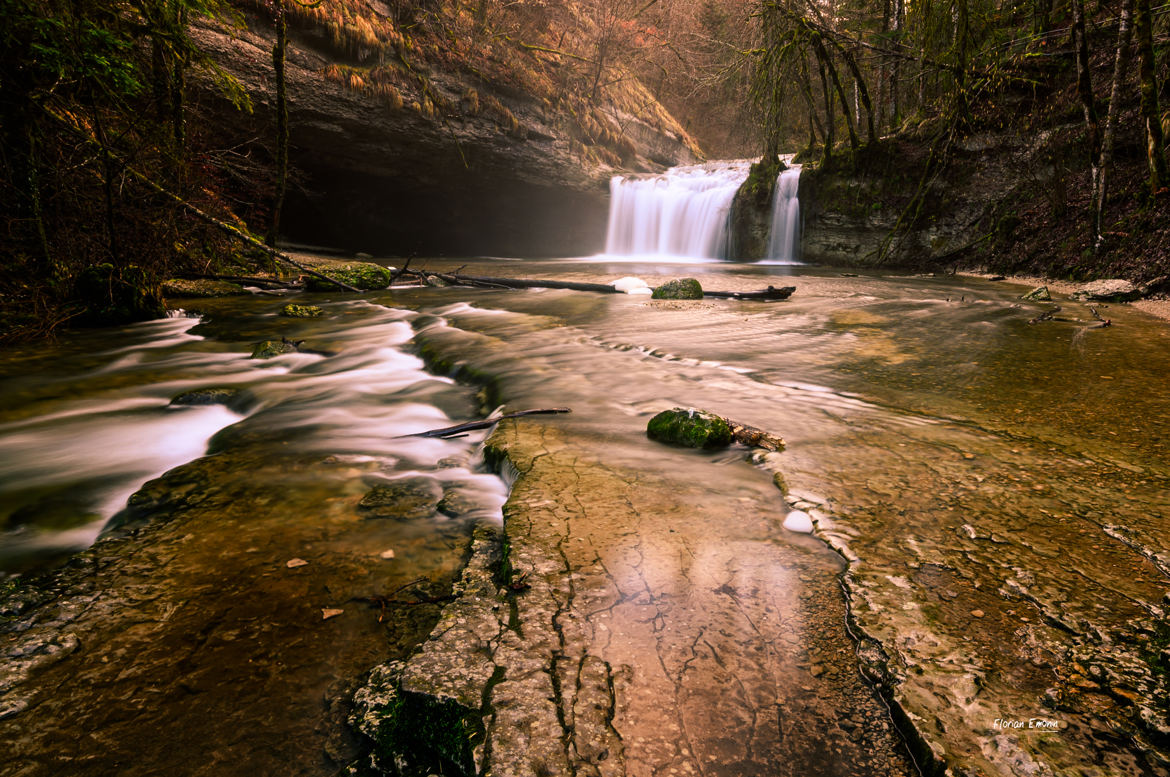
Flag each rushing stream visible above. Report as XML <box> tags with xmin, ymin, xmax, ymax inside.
<box><xmin>4</xmin><ymin>261</ymin><xmax>1170</xmax><ymax>771</ymax></box>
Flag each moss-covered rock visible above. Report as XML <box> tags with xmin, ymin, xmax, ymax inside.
<box><xmin>1020</xmin><ymin>285</ymin><xmax>1051</xmax><ymax>301</ymax></box>
<box><xmin>303</xmin><ymin>261</ymin><xmax>392</xmax><ymax>292</ymax></box>
<box><xmin>651</xmin><ymin>278</ymin><xmax>703</xmax><ymax>300</ymax></box>
<box><xmin>161</xmin><ymin>279</ymin><xmax>246</xmax><ymax>298</ymax></box>
<box><xmin>646</xmin><ymin>407</ymin><xmax>732</xmax><ymax>449</ymax></box>
<box><xmin>278</xmin><ymin>304</ymin><xmax>324</xmax><ymax>318</ymax></box>
<box><xmin>359</xmin><ymin>477</ymin><xmax>442</xmax><ymax>520</ymax></box>
<box><xmin>74</xmin><ymin>263</ymin><xmax>166</xmax><ymax>326</ymax></box>
<box><xmin>250</xmin><ymin>339</ymin><xmax>298</xmax><ymax>359</ymax></box>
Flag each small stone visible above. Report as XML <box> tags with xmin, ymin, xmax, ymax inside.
<box><xmin>810</xmin><ymin>663</ymin><xmax>826</xmax><ymax>677</ymax></box>
<box><xmin>783</xmin><ymin>510</ymin><xmax>814</xmax><ymax>533</ymax></box>
<box><xmin>379</xmin><ymin>549</ymin><xmax>396</xmax><ymax>560</ymax></box>
<box><xmin>651</xmin><ymin>278</ymin><xmax>703</xmax><ymax>300</ymax></box>
<box><xmin>970</xmin><ymin>609</ymin><xmax>985</xmax><ymax>618</ymax></box>
<box><xmin>286</xmin><ymin>558</ymin><xmax>309</xmax><ymax>568</ymax></box>
<box><xmin>321</xmin><ymin>608</ymin><xmax>344</xmax><ymax>620</ymax></box>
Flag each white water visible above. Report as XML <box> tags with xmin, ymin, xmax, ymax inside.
<box><xmin>604</xmin><ymin>161</ymin><xmax>751</xmax><ymax>259</ymax></box>
<box><xmin>604</xmin><ymin>159</ymin><xmax>802</xmax><ymax>263</ymax></box>
<box><xmin>766</xmin><ymin>166</ymin><xmax>802</xmax><ymax>262</ymax></box>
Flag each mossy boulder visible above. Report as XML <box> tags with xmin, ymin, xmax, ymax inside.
<box><xmin>251</xmin><ymin>339</ymin><xmax>298</xmax><ymax>359</ymax></box>
<box><xmin>647</xmin><ymin>408</ymin><xmax>732</xmax><ymax>449</ymax></box>
<box><xmin>651</xmin><ymin>278</ymin><xmax>703</xmax><ymax>300</ymax></box>
<box><xmin>359</xmin><ymin>477</ymin><xmax>442</xmax><ymax>520</ymax></box>
<box><xmin>304</xmin><ymin>261</ymin><xmax>392</xmax><ymax>292</ymax></box>
<box><xmin>161</xmin><ymin>279</ymin><xmax>246</xmax><ymax>298</ymax></box>
<box><xmin>279</xmin><ymin>304</ymin><xmax>324</xmax><ymax>318</ymax></box>
<box><xmin>74</xmin><ymin>263</ymin><xmax>166</xmax><ymax>326</ymax></box>
<box><xmin>1020</xmin><ymin>285</ymin><xmax>1051</xmax><ymax>301</ymax></box>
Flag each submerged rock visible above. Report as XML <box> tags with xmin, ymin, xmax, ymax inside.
<box><xmin>1071</xmin><ymin>279</ymin><xmax>1141</xmax><ymax>302</ymax></box>
<box><xmin>169</xmin><ymin>387</ymin><xmax>248</xmax><ymax>409</ymax></box>
<box><xmin>161</xmin><ymin>279</ymin><xmax>247</xmax><ymax>298</ymax></box>
<box><xmin>279</xmin><ymin>304</ymin><xmax>324</xmax><ymax>318</ymax></box>
<box><xmin>359</xmin><ymin>477</ymin><xmax>442</xmax><ymax>520</ymax></box>
<box><xmin>303</xmin><ymin>261</ymin><xmax>392</xmax><ymax>292</ymax></box>
<box><xmin>646</xmin><ymin>407</ymin><xmax>732</xmax><ymax>449</ymax></box>
<box><xmin>783</xmin><ymin>510</ymin><xmax>814</xmax><ymax>534</ymax></box>
<box><xmin>250</xmin><ymin>339</ymin><xmax>298</xmax><ymax>359</ymax></box>
<box><xmin>651</xmin><ymin>277</ymin><xmax>703</xmax><ymax>300</ymax></box>
<box><xmin>1020</xmin><ymin>285</ymin><xmax>1051</xmax><ymax>301</ymax></box>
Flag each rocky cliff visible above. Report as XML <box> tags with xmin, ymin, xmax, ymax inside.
<box><xmin>193</xmin><ymin>3</ymin><xmax>700</xmax><ymax>258</ymax></box>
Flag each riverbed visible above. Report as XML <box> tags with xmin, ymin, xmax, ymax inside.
<box><xmin>3</xmin><ymin>258</ymin><xmax>1170</xmax><ymax>776</ymax></box>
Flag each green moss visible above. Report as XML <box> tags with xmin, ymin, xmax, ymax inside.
<box><xmin>279</xmin><ymin>304</ymin><xmax>324</xmax><ymax>318</ymax></box>
<box><xmin>304</xmin><ymin>262</ymin><xmax>392</xmax><ymax>291</ymax></box>
<box><xmin>646</xmin><ymin>407</ymin><xmax>732</xmax><ymax>449</ymax></box>
<box><xmin>651</xmin><ymin>278</ymin><xmax>703</xmax><ymax>300</ymax></box>
<box><xmin>369</xmin><ymin>687</ymin><xmax>478</xmax><ymax>777</ymax></box>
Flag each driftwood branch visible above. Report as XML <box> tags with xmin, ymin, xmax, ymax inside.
<box><xmin>402</xmin><ymin>408</ymin><xmax>572</xmax><ymax>439</ymax></box>
<box><xmin>724</xmin><ymin>417</ymin><xmax>785</xmax><ymax>451</ymax></box>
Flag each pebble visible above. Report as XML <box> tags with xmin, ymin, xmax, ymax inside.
<box><xmin>286</xmin><ymin>558</ymin><xmax>309</xmax><ymax>568</ymax></box>
<box><xmin>321</xmin><ymin>608</ymin><xmax>344</xmax><ymax>620</ymax></box>
<box><xmin>970</xmin><ymin>609</ymin><xmax>985</xmax><ymax>618</ymax></box>
<box><xmin>784</xmin><ymin>510</ymin><xmax>815</xmax><ymax>533</ymax></box>
<box><xmin>379</xmin><ymin>549</ymin><xmax>396</xmax><ymax>560</ymax></box>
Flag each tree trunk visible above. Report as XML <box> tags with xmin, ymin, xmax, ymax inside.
<box><xmin>267</xmin><ymin>0</ymin><xmax>289</xmax><ymax>247</ymax></box>
<box><xmin>818</xmin><ymin>59</ymin><xmax>835</xmax><ymax>164</ymax></box>
<box><xmin>1135</xmin><ymin>0</ymin><xmax>1168</xmax><ymax>195</ymax></box>
<box><xmin>1072</xmin><ymin>0</ymin><xmax>1102</xmax><ymax>242</ymax></box>
<box><xmin>1094</xmin><ymin>0</ymin><xmax>1134</xmax><ymax>251</ymax></box>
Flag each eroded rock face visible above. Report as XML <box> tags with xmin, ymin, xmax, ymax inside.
<box><xmin>191</xmin><ymin>15</ymin><xmax>697</xmax><ymax>258</ymax></box>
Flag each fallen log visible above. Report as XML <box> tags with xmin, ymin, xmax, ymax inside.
<box><xmin>703</xmin><ymin>285</ymin><xmax>795</xmax><ymax>301</ymax></box>
<box><xmin>399</xmin><ymin>270</ymin><xmax>794</xmax><ymax>301</ymax></box>
<box><xmin>402</xmin><ymin>407</ymin><xmax>572</xmax><ymax>439</ymax></box>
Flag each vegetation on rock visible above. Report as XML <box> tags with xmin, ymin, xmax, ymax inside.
<box><xmin>647</xmin><ymin>408</ymin><xmax>732</xmax><ymax>449</ymax></box>
<box><xmin>651</xmin><ymin>278</ymin><xmax>703</xmax><ymax>299</ymax></box>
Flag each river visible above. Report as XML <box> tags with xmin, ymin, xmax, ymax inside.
<box><xmin>3</xmin><ymin>253</ymin><xmax>1170</xmax><ymax>775</ymax></box>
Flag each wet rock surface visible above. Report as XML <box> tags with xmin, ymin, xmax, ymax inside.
<box><xmin>358</xmin><ymin>478</ymin><xmax>443</xmax><ymax>521</ymax></box>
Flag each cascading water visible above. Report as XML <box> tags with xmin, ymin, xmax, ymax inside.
<box><xmin>766</xmin><ymin>166</ymin><xmax>802</xmax><ymax>262</ymax></box>
<box><xmin>604</xmin><ymin>160</ymin><xmax>751</xmax><ymax>259</ymax></box>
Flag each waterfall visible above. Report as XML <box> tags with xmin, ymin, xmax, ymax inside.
<box><xmin>604</xmin><ymin>161</ymin><xmax>751</xmax><ymax>259</ymax></box>
<box><xmin>766</xmin><ymin>166</ymin><xmax>801</xmax><ymax>262</ymax></box>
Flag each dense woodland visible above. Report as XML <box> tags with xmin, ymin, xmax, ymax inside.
<box><xmin>1</xmin><ymin>0</ymin><xmax>1168</xmax><ymax>339</ymax></box>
